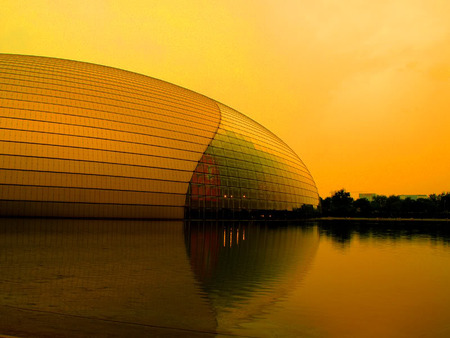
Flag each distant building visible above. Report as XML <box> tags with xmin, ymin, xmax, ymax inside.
<box><xmin>359</xmin><ymin>193</ymin><xmax>377</xmax><ymax>202</ymax></box>
<box><xmin>359</xmin><ymin>193</ymin><xmax>429</xmax><ymax>201</ymax></box>
<box><xmin>399</xmin><ymin>195</ymin><xmax>429</xmax><ymax>200</ymax></box>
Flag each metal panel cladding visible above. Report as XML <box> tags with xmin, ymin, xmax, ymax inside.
<box><xmin>0</xmin><ymin>54</ymin><xmax>220</xmax><ymax>218</ymax></box>
<box><xmin>0</xmin><ymin>54</ymin><xmax>319</xmax><ymax>219</ymax></box>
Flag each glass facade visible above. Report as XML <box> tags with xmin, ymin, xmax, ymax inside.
<box><xmin>0</xmin><ymin>54</ymin><xmax>318</xmax><ymax>219</ymax></box>
<box><xmin>186</xmin><ymin>104</ymin><xmax>319</xmax><ymax>218</ymax></box>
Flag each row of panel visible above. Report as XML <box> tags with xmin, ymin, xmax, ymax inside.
<box><xmin>1</xmin><ymin>98</ymin><xmax>218</xmax><ymax>137</ymax></box>
<box><xmin>0</xmin><ymin>74</ymin><xmax>219</xmax><ymax>121</ymax></box>
<box><xmin>188</xmin><ymin>198</ymin><xmax>317</xmax><ymax>211</ymax></box>
<box><xmin>1</xmin><ymin>91</ymin><xmax>220</xmax><ymax>136</ymax></box>
<box><xmin>0</xmin><ymin>107</ymin><xmax>215</xmax><ymax>145</ymax></box>
<box><xmin>0</xmin><ymin>166</ymin><xmax>317</xmax><ymax>201</ymax></box>
<box><xmin>0</xmin><ymin>56</ymin><xmax>219</xmax><ymax>115</ymax></box>
<box><xmin>0</xmin><ymin>169</ymin><xmax>187</xmax><ymax>193</ymax></box>
<box><xmin>190</xmin><ymin>168</ymin><xmax>318</xmax><ymax>196</ymax></box>
<box><xmin>0</xmin><ymin>141</ymin><xmax>316</xmax><ymax>189</ymax></box>
<box><xmin>0</xmin><ymin>200</ymin><xmax>184</xmax><ymax>219</ymax></box>
<box><xmin>188</xmin><ymin>184</ymin><xmax>318</xmax><ymax>203</ymax></box>
<box><xmin>0</xmin><ymin>185</ymin><xmax>186</xmax><ymax>205</ymax></box>
<box><xmin>0</xmin><ymin>126</ymin><xmax>311</xmax><ymax>180</ymax></box>
<box><xmin>1</xmin><ymin>121</ymin><xmax>208</xmax><ymax>155</ymax></box>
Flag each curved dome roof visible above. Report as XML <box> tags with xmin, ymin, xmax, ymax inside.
<box><xmin>0</xmin><ymin>54</ymin><xmax>318</xmax><ymax>218</ymax></box>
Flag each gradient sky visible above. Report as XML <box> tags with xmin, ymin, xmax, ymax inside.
<box><xmin>2</xmin><ymin>0</ymin><xmax>449</xmax><ymax>198</ymax></box>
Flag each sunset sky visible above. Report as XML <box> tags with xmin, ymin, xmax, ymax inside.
<box><xmin>2</xmin><ymin>0</ymin><xmax>449</xmax><ymax>198</ymax></box>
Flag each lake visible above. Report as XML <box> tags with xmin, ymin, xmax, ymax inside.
<box><xmin>1</xmin><ymin>218</ymin><xmax>449</xmax><ymax>337</ymax></box>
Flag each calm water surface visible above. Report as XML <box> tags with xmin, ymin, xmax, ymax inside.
<box><xmin>1</xmin><ymin>219</ymin><xmax>450</xmax><ymax>337</ymax></box>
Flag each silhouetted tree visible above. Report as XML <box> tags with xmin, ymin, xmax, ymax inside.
<box><xmin>353</xmin><ymin>198</ymin><xmax>372</xmax><ymax>217</ymax></box>
<box><xmin>431</xmin><ymin>192</ymin><xmax>450</xmax><ymax>217</ymax></box>
<box><xmin>442</xmin><ymin>193</ymin><xmax>450</xmax><ymax>216</ymax></box>
<box><xmin>330</xmin><ymin>189</ymin><xmax>354</xmax><ymax>216</ymax></box>
<box><xmin>318</xmin><ymin>191</ymin><xmax>450</xmax><ymax>219</ymax></box>
<box><xmin>320</xmin><ymin>197</ymin><xmax>332</xmax><ymax>216</ymax></box>
<box><xmin>417</xmin><ymin>198</ymin><xmax>436</xmax><ymax>217</ymax></box>
<box><xmin>401</xmin><ymin>197</ymin><xmax>415</xmax><ymax>217</ymax></box>
<box><xmin>371</xmin><ymin>195</ymin><xmax>388</xmax><ymax>216</ymax></box>
<box><xmin>386</xmin><ymin>195</ymin><xmax>402</xmax><ymax>217</ymax></box>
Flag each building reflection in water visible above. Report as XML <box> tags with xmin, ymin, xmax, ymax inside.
<box><xmin>184</xmin><ymin>220</ymin><xmax>319</xmax><ymax>333</ymax></box>
<box><xmin>0</xmin><ymin>218</ymin><xmax>320</xmax><ymax>337</ymax></box>
<box><xmin>0</xmin><ymin>218</ymin><xmax>217</xmax><ymax>337</ymax></box>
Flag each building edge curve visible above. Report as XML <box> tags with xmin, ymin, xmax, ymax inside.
<box><xmin>0</xmin><ymin>54</ymin><xmax>318</xmax><ymax>219</ymax></box>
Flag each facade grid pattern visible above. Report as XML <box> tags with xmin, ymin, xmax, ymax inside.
<box><xmin>0</xmin><ymin>54</ymin><xmax>220</xmax><ymax>218</ymax></box>
<box><xmin>0</xmin><ymin>54</ymin><xmax>319</xmax><ymax>219</ymax></box>
<box><xmin>187</xmin><ymin>103</ymin><xmax>319</xmax><ymax>218</ymax></box>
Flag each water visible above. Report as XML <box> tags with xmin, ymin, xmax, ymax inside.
<box><xmin>1</xmin><ymin>219</ymin><xmax>450</xmax><ymax>337</ymax></box>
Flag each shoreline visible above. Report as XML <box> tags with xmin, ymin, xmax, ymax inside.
<box><xmin>315</xmin><ymin>217</ymin><xmax>450</xmax><ymax>222</ymax></box>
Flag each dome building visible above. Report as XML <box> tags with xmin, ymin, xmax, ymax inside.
<box><xmin>0</xmin><ymin>54</ymin><xmax>318</xmax><ymax>219</ymax></box>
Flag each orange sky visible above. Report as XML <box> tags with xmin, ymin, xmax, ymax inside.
<box><xmin>2</xmin><ymin>0</ymin><xmax>449</xmax><ymax>198</ymax></box>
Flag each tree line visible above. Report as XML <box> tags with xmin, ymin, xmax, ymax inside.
<box><xmin>320</xmin><ymin>189</ymin><xmax>450</xmax><ymax>219</ymax></box>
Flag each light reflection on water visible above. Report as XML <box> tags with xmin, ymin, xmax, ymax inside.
<box><xmin>185</xmin><ymin>221</ymin><xmax>319</xmax><ymax>333</ymax></box>
<box><xmin>1</xmin><ymin>218</ymin><xmax>450</xmax><ymax>337</ymax></box>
